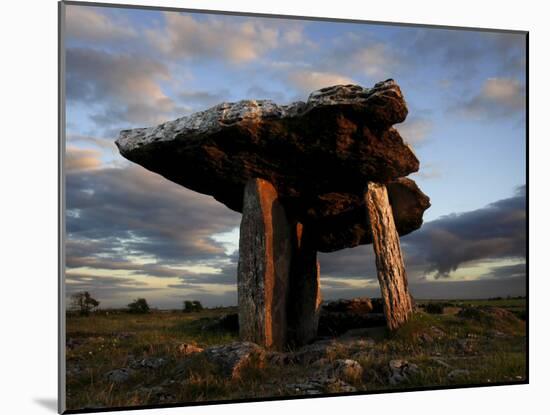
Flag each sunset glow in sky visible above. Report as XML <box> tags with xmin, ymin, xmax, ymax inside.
<box><xmin>64</xmin><ymin>4</ymin><xmax>527</xmax><ymax>308</ymax></box>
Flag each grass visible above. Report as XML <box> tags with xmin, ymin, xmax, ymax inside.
<box><xmin>65</xmin><ymin>301</ymin><xmax>526</xmax><ymax>411</ymax></box>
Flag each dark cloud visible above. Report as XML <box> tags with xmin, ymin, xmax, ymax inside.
<box><xmin>164</xmin><ymin>252</ymin><xmax>238</xmax><ymax>290</ymax></box>
<box><xmin>66</xmin><ymin>256</ymin><xmax>186</xmax><ymax>278</ymax></box>
<box><xmin>408</xmin><ymin>275</ymin><xmax>526</xmax><ymax>299</ymax></box>
<box><xmin>403</xmin><ymin>185</ymin><xmax>526</xmax><ymax>278</ymax></box>
<box><xmin>480</xmin><ymin>262</ymin><xmax>526</xmax><ymax>280</ymax></box>
<box><xmin>65</xmin><ymin>273</ymin><xmax>156</xmax><ymax>303</ymax></box>
<box><xmin>66</xmin><ymin>47</ymin><xmax>184</xmax><ymax>128</ymax></box>
<box><xmin>66</xmin><ymin>160</ymin><xmax>241</xmax><ymax>271</ymax></box>
<box><xmin>319</xmin><ymin>186</ymin><xmax>526</xmax><ymax>294</ymax></box>
<box><xmin>403</xmin><ymin>30</ymin><xmax>526</xmax><ymax>81</ymax></box>
<box><xmin>319</xmin><ymin>246</ymin><xmax>377</xmax><ymax>279</ymax></box>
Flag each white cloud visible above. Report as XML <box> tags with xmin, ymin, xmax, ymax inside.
<box><xmin>457</xmin><ymin>77</ymin><xmax>526</xmax><ymax>119</ymax></box>
<box><xmin>348</xmin><ymin>43</ymin><xmax>401</xmax><ymax>78</ymax></box>
<box><xmin>66</xmin><ymin>147</ymin><xmax>102</xmax><ymax>172</ymax></box>
<box><xmin>396</xmin><ymin>118</ymin><xmax>434</xmax><ymax>145</ymax></box>
<box><xmin>147</xmin><ymin>12</ymin><xmax>303</xmax><ymax>64</ymax></box>
<box><xmin>481</xmin><ymin>77</ymin><xmax>525</xmax><ymax>107</ymax></box>
<box><xmin>287</xmin><ymin>70</ymin><xmax>355</xmax><ymax>93</ymax></box>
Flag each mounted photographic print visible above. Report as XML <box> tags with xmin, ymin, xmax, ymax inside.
<box><xmin>58</xmin><ymin>1</ymin><xmax>528</xmax><ymax>413</ymax></box>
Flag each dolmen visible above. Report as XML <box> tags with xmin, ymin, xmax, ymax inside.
<box><xmin>116</xmin><ymin>79</ymin><xmax>430</xmax><ymax>350</ymax></box>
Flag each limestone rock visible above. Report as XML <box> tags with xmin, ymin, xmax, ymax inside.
<box><xmin>116</xmin><ymin>80</ymin><xmax>430</xmax><ymax>252</ymax></box>
<box><xmin>129</xmin><ymin>357</ymin><xmax>167</xmax><ymax>369</ymax></box>
<box><xmin>290</xmin><ymin>340</ymin><xmax>335</xmax><ymax>365</ymax></box>
<box><xmin>331</xmin><ymin>359</ymin><xmax>364</xmax><ymax>382</ymax></box>
<box><xmin>318</xmin><ymin>297</ymin><xmax>386</xmax><ymax>336</ymax></box>
<box><xmin>287</xmin><ymin>222</ymin><xmax>322</xmax><ymax>346</ymax></box>
<box><xmin>323</xmin><ymin>297</ymin><xmax>374</xmax><ymax>314</ymax></box>
<box><xmin>447</xmin><ymin>369</ymin><xmax>470</xmax><ymax>380</ymax></box>
<box><xmin>366</xmin><ymin>182</ymin><xmax>413</xmax><ymax>330</ymax></box>
<box><xmin>286</xmin><ymin>375</ymin><xmax>357</xmax><ymax>395</ymax></box>
<box><xmin>388</xmin><ymin>359</ymin><xmax>419</xmax><ymax>385</ymax></box>
<box><xmin>177</xmin><ymin>343</ymin><xmax>204</xmax><ymax>356</ymax></box>
<box><xmin>314</xmin><ymin>177</ymin><xmax>430</xmax><ymax>251</ymax></box>
<box><xmin>237</xmin><ymin>178</ymin><xmax>292</xmax><ymax>349</ymax></box>
<box><xmin>204</xmin><ymin>341</ymin><xmax>265</xmax><ymax>379</ymax></box>
<box><xmin>103</xmin><ymin>368</ymin><xmax>134</xmax><ymax>384</ymax></box>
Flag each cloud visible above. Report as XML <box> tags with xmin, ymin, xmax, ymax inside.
<box><xmin>65</xmin><ymin>273</ymin><xmax>156</xmax><ymax>304</ymax></box>
<box><xmin>287</xmin><ymin>70</ymin><xmax>355</xmax><ymax>93</ymax></box>
<box><xmin>319</xmin><ymin>246</ymin><xmax>377</xmax><ymax>279</ymax></box>
<box><xmin>480</xmin><ymin>262</ymin><xmax>526</xmax><ymax>280</ymax></box>
<box><xmin>178</xmin><ymin>89</ymin><xmax>231</xmax><ymax>112</ymax></box>
<box><xmin>395</xmin><ymin>117</ymin><xmax>434</xmax><ymax>145</ymax></box>
<box><xmin>244</xmin><ymin>85</ymin><xmax>287</xmax><ymax>103</ymax></box>
<box><xmin>66</xmin><ymin>47</ymin><xmax>182</xmax><ymax>127</ymax></box>
<box><xmin>403</xmin><ymin>30</ymin><xmax>526</xmax><ymax>81</ymax></box>
<box><xmin>66</xmin><ymin>5</ymin><xmax>137</xmax><ymax>42</ymax></box>
<box><xmin>67</xmin><ymin>256</ymin><xmax>184</xmax><ymax>278</ymax></box>
<box><xmin>345</xmin><ymin>43</ymin><xmax>401</xmax><ymax>79</ymax></box>
<box><xmin>401</xmin><ymin>185</ymin><xmax>526</xmax><ymax>278</ymax></box>
<box><xmin>168</xmin><ymin>262</ymin><xmax>238</xmax><ymax>288</ymax></box>
<box><xmin>147</xmin><ymin>12</ymin><xmax>302</xmax><ymax>64</ymax></box>
<box><xmin>319</xmin><ymin>186</ymin><xmax>526</xmax><ymax>283</ymax></box>
<box><xmin>68</xmin><ymin>134</ymin><xmax>117</xmax><ymax>152</ymax></box>
<box><xmin>66</xmin><ymin>147</ymin><xmax>102</xmax><ymax>172</ymax></box>
<box><xmin>66</xmin><ymin>163</ymin><xmax>241</xmax><ymax>264</ymax></box>
<box><xmin>67</xmin><ymin>273</ymin><xmax>148</xmax><ymax>288</ymax></box>
<box><xmin>456</xmin><ymin>77</ymin><xmax>526</xmax><ymax>119</ymax></box>
<box><xmin>410</xmin><ymin>163</ymin><xmax>442</xmax><ymax>180</ymax></box>
<box><xmin>266</xmin><ymin>33</ymin><xmax>401</xmax><ymax>98</ymax></box>
<box><xmin>408</xmin><ymin>274</ymin><xmax>526</xmax><ymax>299</ymax></box>
<box><xmin>65</xmin><ymin>158</ymin><xmax>243</xmax><ymax>307</ymax></box>
<box><xmin>316</xmin><ymin>32</ymin><xmax>402</xmax><ymax>82</ymax></box>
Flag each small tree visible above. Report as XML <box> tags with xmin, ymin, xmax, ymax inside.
<box><xmin>70</xmin><ymin>291</ymin><xmax>100</xmax><ymax>316</ymax></box>
<box><xmin>183</xmin><ymin>300</ymin><xmax>203</xmax><ymax>312</ymax></box>
<box><xmin>128</xmin><ymin>298</ymin><xmax>150</xmax><ymax>314</ymax></box>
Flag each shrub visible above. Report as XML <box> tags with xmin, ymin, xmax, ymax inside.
<box><xmin>127</xmin><ymin>298</ymin><xmax>150</xmax><ymax>314</ymax></box>
<box><xmin>183</xmin><ymin>300</ymin><xmax>204</xmax><ymax>313</ymax></box>
<box><xmin>425</xmin><ymin>302</ymin><xmax>445</xmax><ymax>314</ymax></box>
<box><xmin>70</xmin><ymin>291</ymin><xmax>100</xmax><ymax>316</ymax></box>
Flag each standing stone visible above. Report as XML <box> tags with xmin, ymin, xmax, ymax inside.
<box><xmin>238</xmin><ymin>178</ymin><xmax>292</xmax><ymax>349</ymax></box>
<box><xmin>365</xmin><ymin>182</ymin><xmax>413</xmax><ymax>330</ymax></box>
<box><xmin>288</xmin><ymin>222</ymin><xmax>322</xmax><ymax>346</ymax></box>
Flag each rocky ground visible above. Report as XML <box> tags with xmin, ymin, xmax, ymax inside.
<box><xmin>65</xmin><ymin>298</ymin><xmax>526</xmax><ymax>411</ymax></box>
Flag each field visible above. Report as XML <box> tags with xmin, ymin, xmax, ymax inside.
<box><xmin>65</xmin><ymin>299</ymin><xmax>527</xmax><ymax>411</ymax></box>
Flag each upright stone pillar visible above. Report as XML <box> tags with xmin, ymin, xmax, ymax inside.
<box><xmin>237</xmin><ymin>178</ymin><xmax>292</xmax><ymax>349</ymax></box>
<box><xmin>287</xmin><ymin>222</ymin><xmax>322</xmax><ymax>347</ymax></box>
<box><xmin>365</xmin><ymin>182</ymin><xmax>413</xmax><ymax>330</ymax></box>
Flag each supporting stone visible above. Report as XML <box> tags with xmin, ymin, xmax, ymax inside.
<box><xmin>287</xmin><ymin>222</ymin><xmax>322</xmax><ymax>347</ymax></box>
<box><xmin>365</xmin><ymin>182</ymin><xmax>413</xmax><ymax>330</ymax></box>
<box><xmin>237</xmin><ymin>178</ymin><xmax>292</xmax><ymax>349</ymax></box>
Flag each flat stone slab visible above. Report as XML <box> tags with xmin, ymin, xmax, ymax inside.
<box><xmin>116</xmin><ymin>80</ymin><xmax>429</xmax><ymax>251</ymax></box>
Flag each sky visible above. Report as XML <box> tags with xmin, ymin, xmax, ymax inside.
<box><xmin>63</xmin><ymin>4</ymin><xmax>527</xmax><ymax>309</ymax></box>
